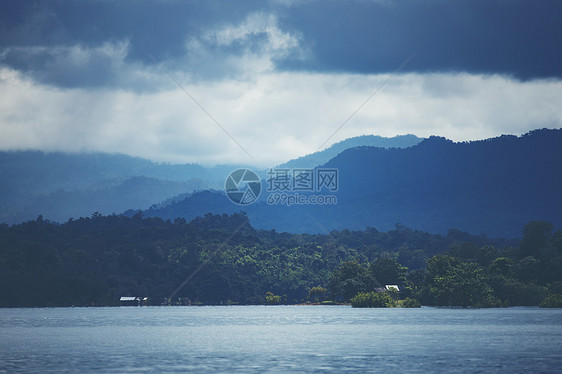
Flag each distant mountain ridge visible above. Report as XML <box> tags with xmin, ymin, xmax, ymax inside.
<box><xmin>144</xmin><ymin>129</ymin><xmax>562</xmax><ymax>238</ymax></box>
<box><xmin>0</xmin><ymin>151</ymin><xmax>243</xmax><ymax>223</ymax></box>
<box><xmin>0</xmin><ymin>134</ymin><xmax>422</xmax><ymax>224</ymax></box>
<box><xmin>3</xmin><ymin>129</ymin><xmax>561</xmax><ymax>236</ymax></box>
<box><xmin>279</xmin><ymin>134</ymin><xmax>423</xmax><ymax>168</ymax></box>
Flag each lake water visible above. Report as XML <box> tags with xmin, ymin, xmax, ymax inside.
<box><xmin>0</xmin><ymin>306</ymin><xmax>561</xmax><ymax>373</ymax></box>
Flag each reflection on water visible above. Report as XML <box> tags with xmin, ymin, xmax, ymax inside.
<box><xmin>0</xmin><ymin>306</ymin><xmax>561</xmax><ymax>373</ymax></box>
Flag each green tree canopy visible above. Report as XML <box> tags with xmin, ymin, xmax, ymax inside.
<box><xmin>519</xmin><ymin>221</ymin><xmax>554</xmax><ymax>260</ymax></box>
<box><xmin>351</xmin><ymin>291</ymin><xmax>396</xmax><ymax>308</ymax></box>
<box><xmin>328</xmin><ymin>261</ymin><xmax>373</xmax><ymax>301</ymax></box>
<box><xmin>369</xmin><ymin>257</ymin><xmax>407</xmax><ymax>286</ymax></box>
<box><xmin>423</xmin><ymin>255</ymin><xmax>495</xmax><ymax>307</ymax></box>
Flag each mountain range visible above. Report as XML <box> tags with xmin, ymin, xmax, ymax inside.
<box><xmin>0</xmin><ymin>134</ymin><xmax>419</xmax><ymax>224</ymax></box>
<box><xmin>0</xmin><ymin>151</ymin><xmax>244</xmax><ymax>223</ymax></box>
<box><xmin>1</xmin><ymin>130</ymin><xmax>560</xmax><ymax>238</ymax></box>
<box><xmin>143</xmin><ymin>129</ymin><xmax>562</xmax><ymax>238</ymax></box>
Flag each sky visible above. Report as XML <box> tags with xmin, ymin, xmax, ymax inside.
<box><xmin>1</xmin><ymin>0</ymin><xmax>561</xmax><ymax>167</ymax></box>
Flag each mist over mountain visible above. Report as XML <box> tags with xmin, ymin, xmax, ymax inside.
<box><xmin>144</xmin><ymin>129</ymin><xmax>562</xmax><ymax>238</ymax></box>
<box><xmin>10</xmin><ymin>177</ymin><xmax>206</xmax><ymax>224</ymax></box>
<box><xmin>0</xmin><ymin>135</ymin><xmax>421</xmax><ymax>224</ymax></box>
<box><xmin>0</xmin><ymin>151</ymin><xmax>245</xmax><ymax>223</ymax></box>
<box><xmin>2</xmin><ymin>130</ymin><xmax>560</xmax><ymax>237</ymax></box>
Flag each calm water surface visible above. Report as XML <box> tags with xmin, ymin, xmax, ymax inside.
<box><xmin>0</xmin><ymin>306</ymin><xmax>561</xmax><ymax>373</ymax></box>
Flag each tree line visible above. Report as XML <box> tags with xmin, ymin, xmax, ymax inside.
<box><xmin>0</xmin><ymin>213</ymin><xmax>559</xmax><ymax>307</ymax></box>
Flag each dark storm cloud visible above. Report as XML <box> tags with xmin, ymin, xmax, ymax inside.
<box><xmin>0</xmin><ymin>0</ymin><xmax>271</xmax><ymax>88</ymax></box>
<box><xmin>0</xmin><ymin>0</ymin><xmax>561</xmax><ymax>89</ymax></box>
<box><xmin>278</xmin><ymin>0</ymin><xmax>562</xmax><ymax>80</ymax></box>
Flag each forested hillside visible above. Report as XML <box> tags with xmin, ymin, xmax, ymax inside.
<box><xmin>1</xmin><ymin>213</ymin><xmax>559</xmax><ymax>308</ymax></box>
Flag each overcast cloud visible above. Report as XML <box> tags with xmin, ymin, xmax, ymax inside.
<box><xmin>1</xmin><ymin>0</ymin><xmax>561</xmax><ymax>166</ymax></box>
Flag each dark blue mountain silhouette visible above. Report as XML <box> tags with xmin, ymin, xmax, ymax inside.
<box><xmin>144</xmin><ymin>129</ymin><xmax>562</xmax><ymax>238</ymax></box>
<box><xmin>0</xmin><ymin>135</ymin><xmax>422</xmax><ymax>224</ymax></box>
